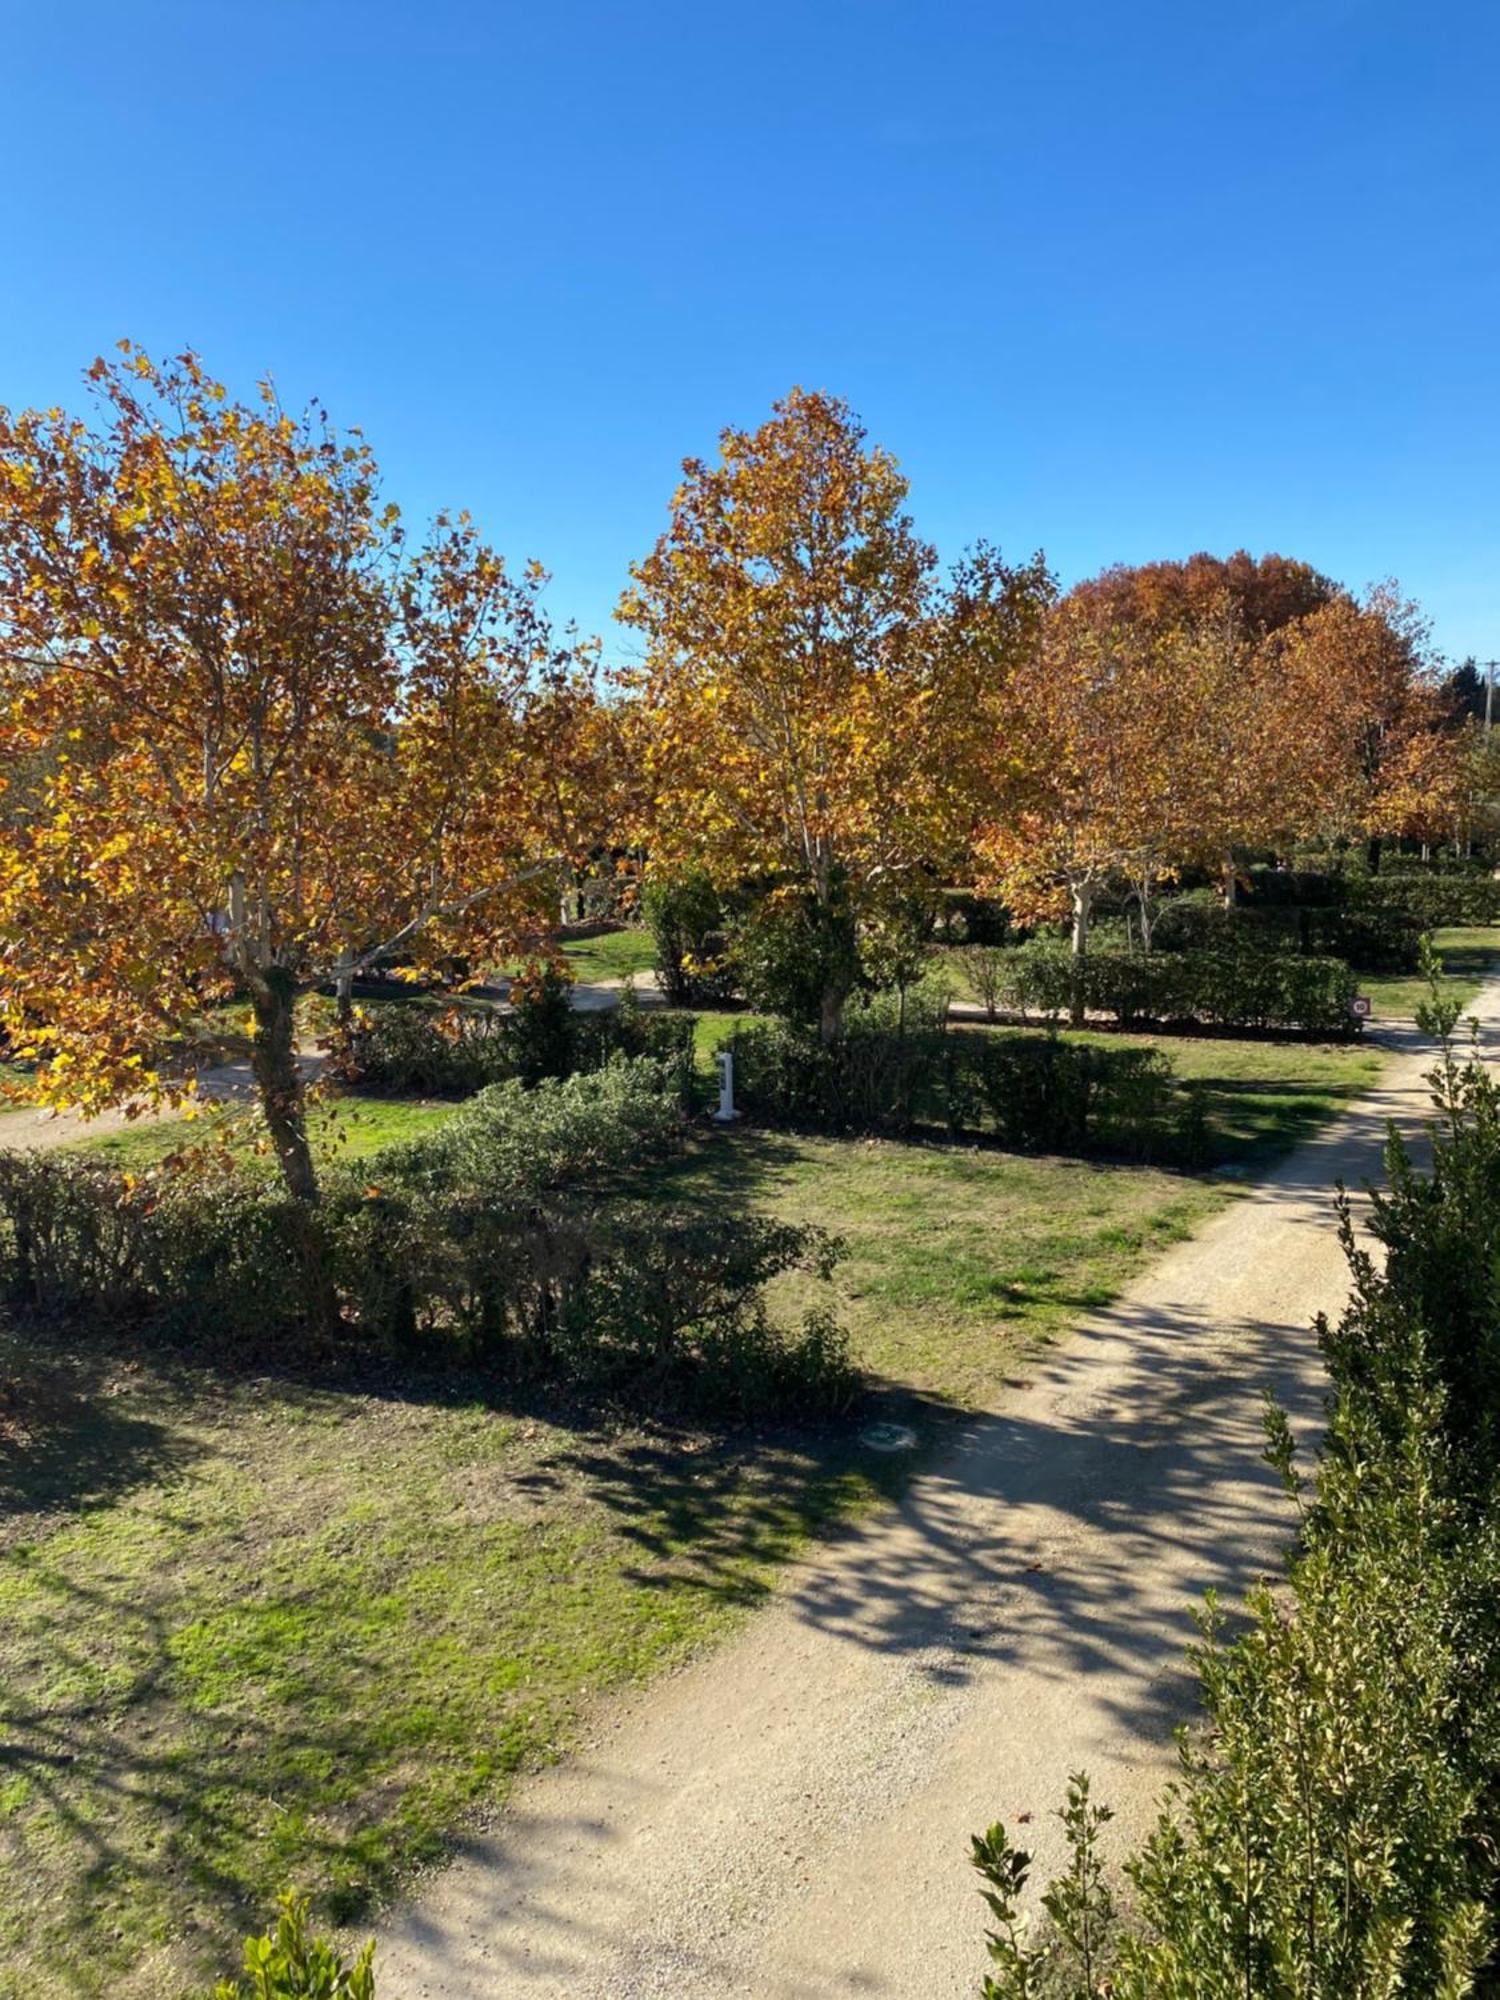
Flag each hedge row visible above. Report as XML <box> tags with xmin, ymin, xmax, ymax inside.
<box><xmin>1352</xmin><ymin>869</ymin><xmax>1500</xmax><ymax>927</ymax></box>
<box><xmin>996</xmin><ymin>939</ymin><xmax>1360</xmax><ymax>1035</ymax></box>
<box><xmin>0</xmin><ymin>1059</ymin><xmax>855</xmax><ymax>1419</ymax></box>
<box><xmin>974</xmin><ymin>1022</ymin><xmax>1500</xmax><ymax>1994</ymax></box>
<box><xmin>1241</xmin><ymin>858</ymin><xmax>1500</xmax><ymax>927</ymax></box>
<box><xmin>729</xmin><ymin>1005</ymin><xmax>1189</xmax><ymax>1159</ymax></box>
<box><xmin>1153</xmin><ymin>891</ymin><xmax>1424</xmax><ymax>970</ymax></box>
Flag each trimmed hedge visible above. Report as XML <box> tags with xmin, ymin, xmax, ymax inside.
<box><xmin>1154</xmin><ymin>890</ymin><xmax>1424</xmax><ymax>971</ymax></box>
<box><xmin>0</xmin><ymin>1059</ymin><xmax>855</xmax><ymax>1419</ymax></box>
<box><xmin>1352</xmin><ymin>869</ymin><xmax>1500</xmax><ymax>928</ymax></box>
<box><xmin>995</xmin><ymin>938</ymin><xmax>1360</xmax><ymax>1035</ymax></box>
<box><xmin>728</xmin><ymin>1008</ymin><xmax>1184</xmax><ymax>1159</ymax></box>
<box><xmin>1241</xmin><ymin>863</ymin><xmax>1350</xmax><ymax>908</ymax></box>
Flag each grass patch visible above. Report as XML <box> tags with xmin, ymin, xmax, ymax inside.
<box><xmin>559</xmin><ymin>926</ymin><xmax>657</xmax><ymax>985</ymax></box>
<box><xmin>0</xmin><ymin>1341</ymin><xmax>880</xmax><ymax>1997</ymax></box>
<box><xmin>68</xmin><ymin>1095</ymin><xmax>456</xmax><ymax>1173</ymax></box>
<box><xmin>638</xmin><ymin>1126</ymin><xmax>1223</xmax><ymax>1407</ymax></box>
<box><xmin>1357</xmin><ymin>925</ymin><xmax>1500</xmax><ymax>1019</ymax></box>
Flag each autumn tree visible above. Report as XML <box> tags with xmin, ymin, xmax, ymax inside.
<box><xmin>0</xmin><ymin>347</ymin><xmax>600</xmax><ymax>1204</ymax></box>
<box><xmin>618</xmin><ymin>387</ymin><xmax>1004</xmax><ymax>1042</ymax></box>
<box><xmin>973</xmin><ymin>599</ymin><xmax>1187</xmax><ymax>1021</ymax></box>
<box><xmin>1274</xmin><ymin>583</ymin><xmax>1459</xmax><ymax>868</ymax></box>
<box><xmin>1068</xmin><ymin>549</ymin><xmax>1336</xmax><ymax>640</ymax></box>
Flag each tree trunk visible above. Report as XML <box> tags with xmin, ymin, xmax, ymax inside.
<box><xmin>250</xmin><ymin>971</ymin><xmax>342</xmax><ymax>1339</ymax></box>
<box><xmin>334</xmin><ymin>951</ymin><xmax>355</xmax><ymax>1030</ymax></box>
<box><xmin>1069</xmin><ymin>882</ymin><xmax>1092</xmax><ymax>1029</ymax></box>
<box><xmin>818</xmin><ymin>986</ymin><xmax>845</xmax><ymax>1047</ymax></box>
<box><xmin>1366</xmin><ymin>835</ymin><xmax>1383</xmax><ymax>875</ymax></box>
<box><xmin>249</xmin><ymin>973</ymin><xmax>318</xmax><ymax>1204</ymax></box>
<box><xmin>1222</xmin><ymin>854</ymin><xmax>1238</xmax><ymax>907</ymax></box>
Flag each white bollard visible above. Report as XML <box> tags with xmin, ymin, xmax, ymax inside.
<box><xmin>714</xmin><ymin>1047</ymin><xmax>741</xmax><ymax>1123</ymax></box>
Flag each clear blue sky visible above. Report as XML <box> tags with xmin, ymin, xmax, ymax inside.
<box><xmin>4</xmin><ymin>0</ymin><xmax>1496</xmax><ymax>664</ymax></box>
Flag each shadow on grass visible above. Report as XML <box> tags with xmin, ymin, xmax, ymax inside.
<box><xmin>0</xmin><ymin>1346</ymin><xmax>201</xmax><ymax>1518</ymax></box>
<box><xmin>0</xmin><ymin>1062</ymin><xmax>1424</xmax><ymax>1974</ymax></box>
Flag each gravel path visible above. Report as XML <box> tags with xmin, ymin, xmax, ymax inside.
<box><xmin>376</xmin><ymin>991</ymin><xmax>1498</xmax><ymax>2000</ymax></box>
<box><xmin>0</xmin><ymin>1051</ymin><xmax>326</xmax><ymax>1153</ymax></box>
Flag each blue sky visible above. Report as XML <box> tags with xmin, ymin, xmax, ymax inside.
<box><xmin>4</xmin><ymin>0</ymin><xmax>1495</xmax><ymax>663</ymax></box>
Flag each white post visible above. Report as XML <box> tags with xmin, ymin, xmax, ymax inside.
<box><xmin>714</xmin><ymin>1047</ymin><xmax>740</xmax><ymax>1123</ymax></box>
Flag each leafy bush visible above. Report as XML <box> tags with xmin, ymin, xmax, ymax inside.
<box><xmin>213</xmin><ymin>1892</ymin><xmax>375</xmax><ymax>1998</ymax></box>
<box><xmin>972</xmin><ymin>1023</ymin><xmax>1500</xmax><ymax>1996</ymax></box>
<box><xmin>504</xmin><ymin>961</ymin><xmax>577</xmax><ymax>1083</ymax></box>
<box><xmin>941</xmin><ymin>891</ymin><xmax>1015</xmax><ymax>946</ymax></box>
<box><xmin>333</xmin><ymin>994</ymin><xmax>697</xmax><ymax>1107</ymax></box>
<box><xmin>551</xmin><ymin>1209</ymin><xmax>856</xmax><ymax>1417</ymax></box>
<box><xmin>730</xmin><ymin>888</ymin><xmax>859</xmax><ymax>1023</ymax></box>
<box><xmin>640</xmin><ymin>868</ymin><xmax>736</xmax><ymax>1005</ymax></box>
<box><xmin>0</xmin><ymin>1059</ymin><xmax>852</xmax><ymax>1419</ymax></box>
<box><xmin>992</xmin><ymin>939</ymin><xmax>1359</xmax><ymax>1036</ymax></box>
<box><xmin>1241</xmin><ymin>863</ymin><xmax>1350</xmax><ymax>908</ymax></box>
<box><xmin>944</xmin><ymin>1034</ymin><xmax>1179</xmax><ymax>1159</ymax></box>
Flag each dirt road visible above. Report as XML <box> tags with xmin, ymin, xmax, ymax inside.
<box><xmin>384</xmin><ymin>994</ymin><xmax>1492</xmax><ymax>1995</ymax></box>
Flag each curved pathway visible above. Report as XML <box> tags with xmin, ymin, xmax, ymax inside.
<box><xmin>377</xmin><ymin>992</ymin><xmax>1495</xmax><ymax>1999</ymax></box>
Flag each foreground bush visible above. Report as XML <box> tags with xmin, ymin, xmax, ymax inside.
<box><xmin>995</xmin><ymin>938</ymin><xmax>1359</xmax><ymax>1036</ymax></box>
<box><xmin>213</xmin><ymin>1893</ymin><xmax>374</xmax><ymax>1998</ymax></box>
<box><xmin>0</xmin><ymin>1058</ymin><xmax>856</xmax><ymax>1419</ymax></box>
<box><xmin>971</xmin><ymin>1017</ymin><xmax>1500</xmax><ymax>1995</ymax></box>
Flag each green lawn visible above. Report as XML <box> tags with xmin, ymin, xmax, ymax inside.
<box><xmin>0</xmin><ymin>1338</ymin><xmax>880</xmax><ymax>1997</ymax></box>
<box><xmin>1023</xmin><ymin>1025</ymin><xmax>1381</xmax><ymax>1167</ymax></box>
<box><xmin>0</xmin><ymin>1007</ymin><xmax>1394</xmax><ymax>1995</ymax></box>
<box><xmin>640</xmin><ymin>1126</ymin><xmax>1223</xmax><ymax>1407</ymax></box>
<box><xmin>70</xmin><ymin>1095</ymin><xmax>455</xmax><ymax>1172</ymax></box>
<box><xmin>559</xmin><ymin>926</ymin><xmax>658</xmax><ymax>985</ymax></box>
<box><xmin>1355</xmin><ymin>925</ymin><xmax>1500</xmax><ymax>1020</ymax></box>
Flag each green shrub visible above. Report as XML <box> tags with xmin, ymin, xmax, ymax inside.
<box><xmin>551</xmin><ymin>1209</ymin><xmax>856</xmax><ymax>1417</ymax></box>
<box><xmin>958</xmin><ymin>944</ymin><xmax>1010</xmax><ymax>1020</ymax></box>
<box><xmin>1154</xmin><ymin>891</ymin><xmax>1424</xmax><ymax>971</ymax></box>
<box><xmin>1241</xmin><ymin>863</ymin><xmax>1350</xmax><ymax>908</ymax></box>
<box><xmin>0</xmin><ymin>1059</ymin><xmax>846</xmax><ymax>1420</ymax></box>
<box><xmin>213</xmin><ymin>1892</ymin><xmax>374</xmax><ymax>1999</ymax></box>
<box><xmin>730</xmin><ymin>888</ymin><xmax>859</xmax><ymax>1023</ymax></box>
<box><xmin>1352</xmin><ymin>869</ymin><xmax>1500</xmax><ymax>928</ymax></box>
<box><xmin>991</xmin><ymin>939</ymin><xmax>1359</xmax><ymax>1036</ymax></box>
<box><xmin>941</xmin><ymin>890</ymin><xmax>1015</xmax><ymax>946</ymax></box>
<box><xmin>729</xmin><ymin>999</ymin><xmax>1179</xmax><ymax>1160</ymax></box>
<box><xmin>972</xmin><ymin>1025</ymin><xmax>1500</xmax><ymax>1996</ymax></box>
<box><xmin>333</xmin><ymin>994</ymin><xmax>698</xmax><ymax>1106</ymax></box>
<box><xmin>640</xmin><ymin>868</ymin><xmax>736</xmax><ymax>1006</ymax></box>
<box><xmin>728</xmin><ymin>985</ymin><xmax>950</xmax><ymax>1137</ymax></box>
<box><xmin>505</xmin><ymin>961</ymin><xmax>577</xmax><ymax>1082</ymax></box>
<box><xmin>943</xmin><ymin>1034</ymin><xmax>1177</xmax><ymax>1159</ymax></box>
<box><xmin>989</xmin><ymin>938</ymin><xmax>1079</xmax><ymax>1023</ymax></box>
